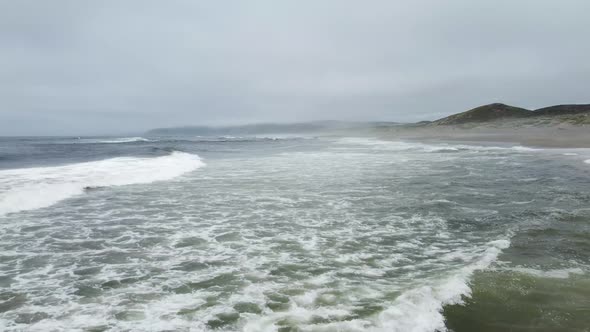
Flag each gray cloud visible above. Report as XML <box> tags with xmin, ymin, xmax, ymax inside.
<box><xmin>1</xmin><ymin>0</ymin><xmax>589</xmax><ymax>135</ymax></box>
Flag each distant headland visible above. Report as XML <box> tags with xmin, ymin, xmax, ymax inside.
<box><xmin>148</xmin><ymin>103</ymin><xmax>589</xmax><ymax>136</ymax></box>
<box><xmin>147</xmin><ymin>121</ymin><xmax>399</xmax><ymax>136</ymax></box>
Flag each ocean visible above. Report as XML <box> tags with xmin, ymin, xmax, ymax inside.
<box><xmin>0</xmin><ymin>135</ymin><xmax>589</xmax><ymax>331</ymax></box>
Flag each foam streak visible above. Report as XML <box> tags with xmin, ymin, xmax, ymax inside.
<box><xmin>0</xmin><ymin>152</ymin><xmax>204</xmax><ymax>216</ymax></box>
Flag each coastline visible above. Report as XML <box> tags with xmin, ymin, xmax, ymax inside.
<box><xmin>374</xmin><ymin>126</ymin><xmax>590</xmax><ymax>149</ymax></box>
<box><xmin>371</xmin><ymin>124</ymin><xmax>590</xmax><ymax>331</ymax></box>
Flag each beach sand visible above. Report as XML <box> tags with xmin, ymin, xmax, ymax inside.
<box><xmin>376</xmin><ymin>125</ymin><xmax>590</xmax><ymax>148</ymax></box>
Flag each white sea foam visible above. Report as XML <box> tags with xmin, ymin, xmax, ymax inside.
<box><xmin>507</xmin><ymin>267</ymin><xmax>585</xmax><ymax>279</ymax></box>
<box><xmin>0</xmin><ymin>152</ymin><xmax>204</xmax><ymax>216</ymax></box>
<box><xmin>509</xmin><ymin>146</ymin><xmax>539</xmax><ymax>152</ymax></box>
<box><xmin>97</xmin><ymin>137</ymin><xmax>154</xmax><ymax>143</ymax></box>
<box><xmin>585</xmin><ymin>159</ymin><xmax>590</xmax><ymax>164</ymax></box>
<box><xmin>239</xmin><ymin>239</ymin><xmax>511</xmax><ymax>332</ymax></box>
<box><xmin>0</xmin><ymin>135</ymin><xmax>559</xmax><ymax>331</ymax></box>
<box><xmin>336</xmin><ymin>137</ymin><xmax>541</xmax><ymax>154</ymax></box>
<box><xmin>372</xmin><ymin>239</ymin><xmax>510</xmax><ymax>332</ymax></box>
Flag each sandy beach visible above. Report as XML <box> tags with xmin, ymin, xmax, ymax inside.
<box><xmin>376</xmin><ymin>125</ymin><xmax>590</xmax><ymax>148</ymax></box>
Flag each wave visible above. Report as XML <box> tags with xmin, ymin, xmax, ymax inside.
<box><xmin>239</xmin><ymin>239</ymin><xmax>511</xmax><ymax>332</ymax></box>
<box><xmin>70</xmin><ymin>135</ymin><xmax>313</xmax><ymax>145</ymax></box>
<box><xmin>585</xmin><ymin>159</ymin><xmax>590</xmax><ymax>164</ymax></box>
<box><xmin>79</xmin><ymin>136</ymin><xmax>308</xmax><ymax>144</ymax></box>
<box><xmin>64</xmin><ymin>136</ymin><xmax>155</xmax><ymax>144</ymax></box>
<box><xmin>373</xmin><ymin>239</ymin><xmax>510</xmax><ymax>332</ymax></box>
<box><xmin>335</xmin><ymin>137</ymin><xmax>540</xmax><ymax>153</ymax></box>
<box><xmin>199</xmin><ymin>136</ymin><xmax>309</xmax><ymax>142</ymax></box>
<box><xmin>0</xmin><ymin>152</ymin><xmax>204</xmax><ymax>216</ymax></box>
<box><xmin>504</xmin><ymin>267</ymin><xmax>585</xmax><ymax>279</ymax></box>
<box><xmin>95</xmin><ymin>137</ymin><xmax>154</xmax><ymax>144</ymax></box>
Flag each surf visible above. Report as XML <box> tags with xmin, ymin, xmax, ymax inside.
<box><xmin>0</xmin><ymin>152</ymin><xmax>204</xmax><ymax>216</ymax></box>
<box><xmin>96</xmin><ymin>137</ymin><xmax>154</xmax><ymax>144</ymax></box>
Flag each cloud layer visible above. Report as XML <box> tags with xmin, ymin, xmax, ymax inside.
<box><xmin>1</xmin><ymin>0</ymin><xmax>589</xmax><ymax>135</ymax></box>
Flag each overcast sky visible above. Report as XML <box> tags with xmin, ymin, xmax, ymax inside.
<box><xmin>1</xmin><ymin>0</ymin><xmax>589</xmax><ymax>135</ymax></box>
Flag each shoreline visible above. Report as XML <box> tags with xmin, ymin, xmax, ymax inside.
<box><xmin>374</xmin><ymin>126</ymin><xmax>590</xmax><ymax>149</ymax></box>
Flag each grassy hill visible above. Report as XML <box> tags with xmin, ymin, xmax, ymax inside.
<box><xmin>432</xmin><ymin>103</ymin><xmax>532</xmax><ymax>125</ymax></box>
<box><xmin>431</xmin><ymin>103</ymin><xmax>590</xmax><ymax>127</ymax></box>
<box><xmin>533</xmin><ymin>104</ymin><xmax>590</xmax><ymax>116</ymax></box>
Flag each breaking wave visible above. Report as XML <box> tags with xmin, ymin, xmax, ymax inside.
<box><xmin>336</xmin><ymin>137</ymin><xmax>541</xmax><ymax>153</ymax></box>
<box><xmin>0</xmin><ymin>152</ymin><xmax>204</xmax><ymax>216</ymax></box>
<box><xmin>95</xmin><ymin>137</ymin><xmax>154</xmax><ymax>144</ymax></box>
<box><xmin>372</xmin><ymin>240</ymin><xmax>510</xmax><ymax>332</ymax></box>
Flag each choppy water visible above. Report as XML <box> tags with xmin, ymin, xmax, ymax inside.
<box><xmin>0</xmin><ymin>135</ymin><xmax>589</xmax><ymax>332</ymax></box>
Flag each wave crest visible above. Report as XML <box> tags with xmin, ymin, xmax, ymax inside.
<box><xmin>0</xmin><ymin>152</ymin><xmax>204</xmax><ymax>216</ymax></box>
<box><xmin>373</xmin><ymin>239</ymin><xmax>510</xmax><ymax>332</ymax></box>
<box><xmin>95</xmin><ymin>137</ymin><xmax>154</xmax><ymax>144</ymax></box>
<box><xmin>336</xmin><ymin>137</ymin><xmax>541</xmax><ymax>153</ymax></box>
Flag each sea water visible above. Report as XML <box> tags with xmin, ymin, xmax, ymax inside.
<box><xmin>0</xmin><ymin>136</ymin><xmax>588</xmax><ymax>331</ymax></box>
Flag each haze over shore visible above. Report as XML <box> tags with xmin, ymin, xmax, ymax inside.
<box><xmin>148</xmin><ymin>102</ymin><xmax>590</xmax><ymax>148</ymax></box>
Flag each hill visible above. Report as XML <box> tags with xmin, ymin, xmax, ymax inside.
<box><xmin>432</xmin><ymin>103</ymin><xmax>532</xmax><ymax>125</ymax></box>
<box><xmin>533</xmin><ymin>104</ymin><xmax>590</xmax><ymax>116</ymax></box>
<box><xmin>431</xmin><ymin>103</ymin><xmax>590</xmax><ymax>126</ymax></box>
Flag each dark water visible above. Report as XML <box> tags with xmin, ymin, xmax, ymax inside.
<box><xmin>0</xmin><ymin>135</ymin><xmax>588</xmax><ymax>331</ymax></box>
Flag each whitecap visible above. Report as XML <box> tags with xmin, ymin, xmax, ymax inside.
<box><xmin>371</xmin><ymin>239</ymin><xmax>510</xmax><ymax>332</ymax></box>
<box><xmin>97</xmin><ymin>137</ymin><xmax>154</xmax><ymax>143</ymax></box>
<box><xmin>506</xmin><ymin>267</ymin><xmax>585</xmax><ymax>279</ymax></box>
<box><xmin>0</xmin><ymin>152</ymin><xmax>204</xmax><ymax>216</ymax></box>
<box><xmin>509</xmin><ymin>146</ymin><xmax>539</xmax><ymax>152</ymax></box>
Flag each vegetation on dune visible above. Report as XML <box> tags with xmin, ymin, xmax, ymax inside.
<box><xmin>432</xmin><ymin>103</ymin><xmax>532</xmax><ymax>125</ymax></box>
<box><xmin>430</xmin><ymin>103</ymin><xmax>590</xmax><ymax>127</ymax></box>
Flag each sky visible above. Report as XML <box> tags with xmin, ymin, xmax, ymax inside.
<box><xmin>1</xmin><ymin>0</ymin><xmax>589</xmax><ymax>135</ymax></box>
